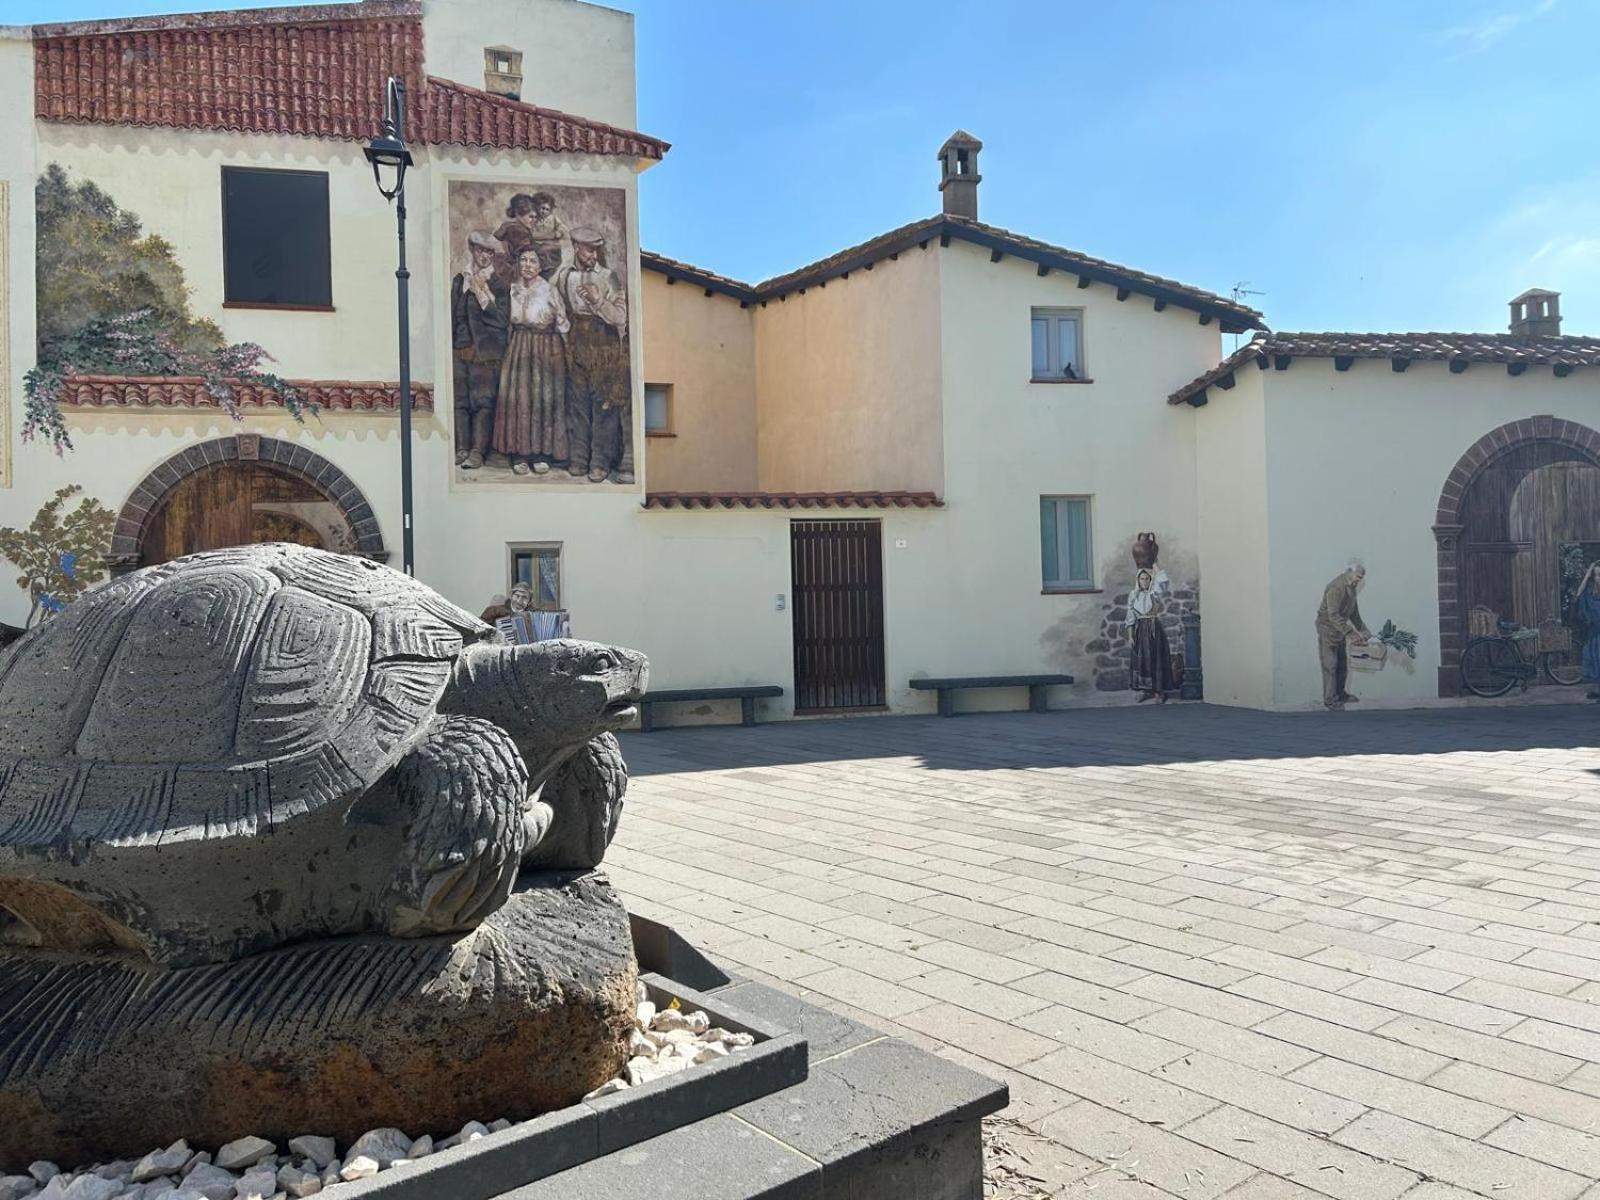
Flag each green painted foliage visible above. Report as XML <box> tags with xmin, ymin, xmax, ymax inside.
<box><xmin>25</xmin><ymin>165</ymin><xmax>306</xmax><ymax>454</ymax></box>
<box><xmin>0</xmin><ymin>485</ymin><xmax>116</xmax><ymax>627</ymax></box>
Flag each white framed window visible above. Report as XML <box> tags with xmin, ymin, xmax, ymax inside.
<box><xmin>644</xmin><ymin>383</ymin><xmax>673</xmax><ymax>435</ymax></box>
<box><xmin>508</xmin><ymin>542</ymin><xmax>563</xmax><ymax>610</ymax></box>
<box><xmin>1040</xmin><ymin>496</ymin><xmax>1094</xmax><ymax>590</ymax></box>
<box><xmin>1031</xmin><ymin>308</ymin><xmax>1083</xmax><ymax>380</ymax></box>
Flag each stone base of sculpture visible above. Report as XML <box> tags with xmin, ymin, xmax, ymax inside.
<box><xmin>0</xmin><ymin>870</ymin><xmax>634</xmax><ymax>1169</ymax></box>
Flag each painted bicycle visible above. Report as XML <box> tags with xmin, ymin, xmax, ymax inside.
<box><xmin>1459</xmin><ymin>619</ymin><xmax>1584</xmax><ymax>698</ymax></box>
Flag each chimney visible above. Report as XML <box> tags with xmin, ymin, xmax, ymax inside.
<box><xmin>1509</xmin><ymin>288</ymin><xmax>1561</xmax><ymax>337</ymax></box>
<box><xmin>937</xmin><ymin>130</ymin><xmax>982</xmax><ymax>220</ymax></box>
<box><xmin>484</xmin><ymin>45</ymin><xmax>524</xmax><ymax>100</ymax></box>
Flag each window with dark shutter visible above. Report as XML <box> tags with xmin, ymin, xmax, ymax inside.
<box><xmin>221</xmin><ymin>167</ymin><xmax>333</xmax><ymax>308</ymax></box>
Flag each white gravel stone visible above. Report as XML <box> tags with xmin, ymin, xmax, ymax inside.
<box><xmin>405</xmin><ymin>1135</ymin><xmax>432</xmax><ymax>1160</ymax></box>
<box><xmin>274</xmin><ymin>1164</ymin><xmax>319</xmax><ymax>1199</ymax></box>
<box><xmin>0</xmin><ymin>1175</ymin><xmax>34</xmax><ymax>1200</ymax></box>
<box><xmin>174</xmin><ymin>1164</ymin><xmax>235</xmax><ymax>1200</ymax></box>
<box><xmin>693</xmin><ymin>1042</ymin><xmax>731</xmax><ymax>1065</ymax></box>
<box><xmin>651</xmin><ymin>1007</ymin><xmax>691</xmax><ymax>1033</ymax></box>
<box><xmin>627</xmin><ymin>1030</ymin><xmax>657</xmax><ymax>1059</ymax></box>
<box><xmin>625</xmin><ymin>1055</ymin><xmax>690</xmax><ymax>1087</ymax></box>
<box><xmin>42</xmin><ymin>1177</ymin><xmax>120</xmax><ymax>1200</ymax></box>
<box><xmin>234</xmin><ymin>1166</ymin><xmax>277</xmax><ymax>1200</ymax></box>
<box><xmin>338</xmin><ymin>1157</ymin><xmax>379</xmax><ymax>1183</ymax></box>
<box><xmin>28</xmin><ymin>1167</ymin><xmax>59</xmax><ymax>1186</ymax></box>
<box><xmin>583</xmin><ymin>1078</ymin><xmax>629</xmax><ymax>1099</ymax></box>
<box><xmin>285</xmin><ymin>1139</ymin><xmax>333</xmax><ymax>1172</ymax></box>
<box><xmin>317</xmin><ymin>1162</ymin><xmax>340</xmax><ymax>1189</ymax></box>
<box><xmin>131</xmin><ymin>1143</ymin><xmax>189</xmax><ymax>1186</ymax></box>
<box><xmin>344</xmin><ymin>1129</ymin><xmax>411</xmax><ymax>1170</ymax></box>
<box><xmin>214</xmin><ymin>1137</ymin><xmax>275</xmax><ymax>1172</ymax></box>
<box><xmin>485</xmin><ymin>1120</ymin><xmax>511</xmax><ymax>1134</ymax></box>
<box><xmin>635</xmin><ymin>982</ymin><xmax>648</xmax><ymax>1004</ymax></box>
<box><xmin>633</xmin><ymin>1001</ymin><xmax>656</xmax><ymax>1029</ymax></box>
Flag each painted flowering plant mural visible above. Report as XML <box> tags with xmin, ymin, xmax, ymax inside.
<box><xmin>24</xmin><ymin>165</ymin><xmax>306</xmax><ymax>454</ymax></box>
<box><xmin>0</xmin><ymin>485</ymin><xmax>115</xmax><ymax>627</ymax></box>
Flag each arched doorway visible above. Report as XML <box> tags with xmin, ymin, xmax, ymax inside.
<box><xmin>110</xmin><ymin>435</ymin><xmax>386</xmax><ymax>574</ymax></box>
<box><xmin>1434</xmin><ymin>416</ymin><xmax>1600</xmax><ymax>694</ymax></box>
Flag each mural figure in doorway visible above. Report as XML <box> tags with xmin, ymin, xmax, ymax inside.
<box><xmin>481</xmin><ymin>581</ymin><xmax>533</xmax><ymax>625</ymax></box>
<box><xmin>1125</xmin><ymin>565</ymin><xmax>1175</xmax><ymax>702</ymax></box>
<box><xmin>491</xmin><ymin>247</ymin><xmax>571</xmax><ymax>476</ymax></box>
<box><xmin>448</xmin><ymin>181</ymin><xmax>633</xmax><ymax>487</ymax></box>
<box><xmin>1317</xmin><ymin>560</ymin><xmax>1372</xmax><ymax>711</ymax></box>
<box><xmin>1570</xmin><ymin>561</ymin><xmax>1600</xmax><ymax>700</ymax></box>
<box><xmin>451</xmin><ymin>231</ymin><xmax>510</xmax><ymax>471</ymax></box>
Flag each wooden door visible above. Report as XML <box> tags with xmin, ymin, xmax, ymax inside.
<box><xmin>1509</xmin><ymin>462</ymin><xmax>1600</xmax><ymax>626</ymax></box>
<box><xmin>790</xmin><ymin>520</ymin><xmax>886</xmax><ymax>711</ymax></box>
<box><xmin>1457</xmin><ymin>442</ymin><xmax>1600</xmax><ymax>666</ymax></box>
<box><xmin>142</xmin><ymin>464</ymin><xmax>341</xmax><ymax>565</ymax></box>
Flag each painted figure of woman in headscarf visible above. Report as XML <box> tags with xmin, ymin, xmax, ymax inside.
<box><xmin>1125</xmin><ymin>566</ymin><xmax>1176</xmax><ymax>702</ymax></box>
<box><xmin>491</xmin><ymin>246</ymin><xmax>571</xmax><ymax>476</ymax></box>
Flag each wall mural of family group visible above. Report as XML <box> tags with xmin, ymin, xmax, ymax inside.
<box><xmin>448</xmin><ymin>181</ymin><xmax>634</xmax><ymax>486</ymax></box>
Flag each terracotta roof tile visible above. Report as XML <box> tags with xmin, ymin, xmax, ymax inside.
<box><xmin>31</xmin><ymin>3</ymin><xmax>665</xmax><ymax>160</ymax></box>
<box><xmin>422</xmin><ymin>76</ymin><xmax>666</xmax><ymax>160</ymax></box>
<box><xmin>62</xmin><ymin>375</ymin><xmax>433</xmax><ymax>412</ymax></box>
<box><xmin>1169</xmin><ymin>332</ymin><xmax>1600</xmax><ymax>405</ymax></box>
<box><xmin>644</xmin><ymin>491</ymin><xmax>942</xmax><ymax>511</ymax></box>
<box><xmin>644</xmin><ymin>216</ymin><xmax>1263</xmax><ymax>330</ymax></box>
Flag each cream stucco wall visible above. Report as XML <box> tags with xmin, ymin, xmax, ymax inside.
<box><xmin>421</xmin><ymin>0</ymin><xmax>637</xmax><ymax>130</ymax></box>
<box><xmin>754</xmin><ymin>248</ymin><xmax>944</xmax><ymax>495</ymax></box>
<box><xmin>1193</xmin><ymin>368</ymin><xmax>1272</xmax><ymax>707</ymax></box>
<box><xmin>917</xmin><ymin>240</ymin><xmax>1221</xmax><ymax>710</ymax></box>
<box><xmin>1252</xmin><ymin>360</ymin><xmax>1600</xmax><ymax>710</ymax></box>
<box><xmin>640</xmin><ymin>272</ymin><xmax>758</xmax><ymax>492</ymax></box>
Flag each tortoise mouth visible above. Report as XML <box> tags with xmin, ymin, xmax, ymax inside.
<box><xmin>601</xmin><ymin>699</ymin><xmax>638</xmax><ymax>729</ymax></box>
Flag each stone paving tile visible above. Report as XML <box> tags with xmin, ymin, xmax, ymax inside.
<box><xmin>607</xmin><ymin>704</ymin><xmax>1600</xmax><ymax>1200</ymax></box>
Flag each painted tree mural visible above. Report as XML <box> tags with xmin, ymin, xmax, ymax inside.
<box><xmin>0</xmin><ymin>485</ymin><xmax>116</xmax><ymax>627</ymax></box>
<box><xmin>23</xmin><ymin>164</ymin><xmax>305</xmax><ymax>454</ymax></box>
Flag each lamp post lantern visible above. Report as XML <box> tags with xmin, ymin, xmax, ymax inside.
<box><xmin>365</xmin><ymin>76</ymin><xmax>417</xmax><ymax>576</ymax></box>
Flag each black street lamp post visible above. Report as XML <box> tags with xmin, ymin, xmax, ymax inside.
<box><xmin>365</xmin><ymin>76</ymin><xmax>417</xmax><ymax>577</ymax></box>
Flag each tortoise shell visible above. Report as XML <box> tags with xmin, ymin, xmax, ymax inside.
<box><xmin>0</xmin><ymin>544</ymin><xmax>490</xmax><ymax>851</ymax></box>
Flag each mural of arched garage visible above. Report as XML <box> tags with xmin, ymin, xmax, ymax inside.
<box><xmin>1434</xmin><ymin>415</ymin><xmax>1600</xmax><ymax>694</ymax></box>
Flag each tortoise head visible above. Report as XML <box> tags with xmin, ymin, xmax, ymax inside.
<box><xmin>441</xmin><ymin>639</ymin><xmax>648</xmax><ymax>781</ymax></box>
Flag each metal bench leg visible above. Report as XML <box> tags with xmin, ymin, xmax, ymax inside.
<box><xmin>938</xmin><ymin>688</ymin><xmax>955</xmax><ymax>718</ymax></box>
<box><xmin>1029</xmin><ymin>684</ymin><xmax>1049</xmax><ymax>714</ymax></box>
<box><xmin>741</xmin><ymin>697</ymin><xmax>757</xmax><ymax>727</ymax></box>
<box><xmin>639</xmin><ymin>703</ymin><xmax>654</xmax><ymax>733</ymax></box>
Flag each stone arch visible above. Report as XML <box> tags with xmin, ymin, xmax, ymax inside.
<box><xmin>109</xmin><ymin>435</ymin><xmax>386</xmax><ymax>574</ymax></box>
<box><xmin>1432</xmin><ymin>415</ymin><xmax>1600</xmax><ymax>694</ymax></box>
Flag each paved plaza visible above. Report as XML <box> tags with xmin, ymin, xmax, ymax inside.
<box><xmin>608</xmin><ymin>702</ymin><xmax>1600</xmax><ymax>1199</ymax></box>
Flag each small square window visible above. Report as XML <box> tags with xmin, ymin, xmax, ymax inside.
<box><xmin>221</xmin><ymin>167</ymin><xmax>332</xmax><ymax>308</ymax></box>
<box><xmin>644</xmin><ymin>383</ymin><xmax>673</xmax><ymax>435</ymax></box>
<box><xmin>509</xmin><ymin>543</ymin><xmax>563</xmax><ymax>610</ymax></box>
<box><xmin>1031</xmin><ymin>308</ymin><xmax>1082</xmax><ymax>380</ymax></box>
<box><xmin>1040</xmin><ymin>496</ymin><xmax>1094</xmax><ymax>589</ymax></box>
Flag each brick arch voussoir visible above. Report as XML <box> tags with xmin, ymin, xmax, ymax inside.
<box><xmin>109</xmin><ymin>436</ymin><xmax>386</xmax><ymax>573</ymax></box>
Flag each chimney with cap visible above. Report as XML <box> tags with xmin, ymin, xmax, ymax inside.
<box><xmin>484</xmin><ymin>45</ymin><xmax>524</xmax><ymax>100</ymax></box>
<box><xmin>937</xmin><ymin>130</ymin><xmax>982</xmax><ymax>220</ymax></box>
<box><xmin>1509</xmin><ymin>288</ymin><xmax>1561</xmax><ymax>337</ymax></box>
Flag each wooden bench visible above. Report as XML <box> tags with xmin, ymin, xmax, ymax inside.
<box><xmin>638</xmin><ymin>685</ymin><xmax>784</xmax><ymax>732</ymax></box>
<box><xmin>909</xmin><ymin>674</ymin><xmax>1075</xmax><ymax>717</ymax></box>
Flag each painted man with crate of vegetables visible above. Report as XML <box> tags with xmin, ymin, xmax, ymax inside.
<box><xmin>1316</xmin><ymin>560</ymin><xmax>1372</xmax><ymax>711</ymax></box>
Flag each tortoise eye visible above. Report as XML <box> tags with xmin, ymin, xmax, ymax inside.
<box><xmin>590</xmin><ymin>652</ymin><xmax>616</xmax><ymax>673</ymax></box>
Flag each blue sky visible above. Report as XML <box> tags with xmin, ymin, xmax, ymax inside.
<box><xmin>5</xmin><ymin>0</ymin><xmax>1594</xmax><ymax>334</ymax></box>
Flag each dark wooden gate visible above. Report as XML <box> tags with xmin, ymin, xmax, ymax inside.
<box><xmin>790</xmin><ymin>520</ymin><xmax>886</xmax><ymax>711</ymax></box>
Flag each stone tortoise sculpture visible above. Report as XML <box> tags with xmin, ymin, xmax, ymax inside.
<box><xmin>0</xmin><ymin>543</ymin><xmax>647</xmax><ymax>966</ymax></box>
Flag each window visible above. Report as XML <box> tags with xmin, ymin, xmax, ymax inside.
<box><xmin>644</xmin><ymin>383</ymin><xmax>673</xmax><ymax>435</ymax></box>
<box><xmin>221</xmin><ymin>167</ymin><xmax>332</xmax><ymax>308</ymax></box>
<box><xmin>509</xmin><ymin>543</ymin><xmax>563</xmax><ymax>610</ymax></box>
<box><xmin>1031</xmin><ymin>308</ymin><xmax>1082</xmax><ymax>380</ymax></box>
<box><xmin>1040</xmin><ymin>496</ymin><xmax>1094</xmax><ymax>590</ymax></box>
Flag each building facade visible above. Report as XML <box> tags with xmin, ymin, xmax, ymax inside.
<box><xmin>2</xmin><ymin>2</ymin><xmax>1597</xmax><ymax>721</ymax></box>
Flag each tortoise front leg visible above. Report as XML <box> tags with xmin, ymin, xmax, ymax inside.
<box><xmin>380</xmin><ymin>715</ymin><xmax>549</xmax><ymax>937</ymax></box>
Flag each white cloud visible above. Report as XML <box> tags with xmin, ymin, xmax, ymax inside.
<box><xmin>1445</xmin><ymin>0</ymin><xmax>1558</xmax><ymax>52</ymax></box>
